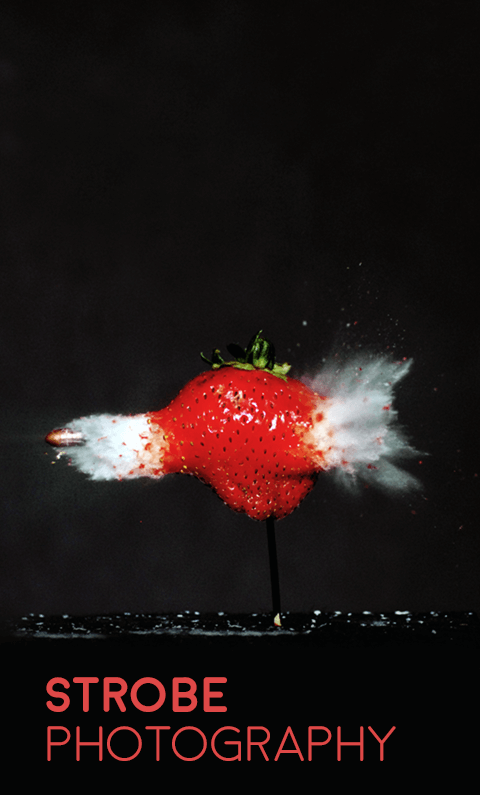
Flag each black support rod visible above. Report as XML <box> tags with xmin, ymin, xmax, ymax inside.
<box><xmin>266</xmin><ymin>515</ymin><xmax>281</xmax><ymax>626</ymax></box>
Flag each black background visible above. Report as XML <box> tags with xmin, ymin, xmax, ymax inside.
<box><xmin>1</xmin><ymin>0</ymin><xmax>478</xmax><ymax>766</ymax></box>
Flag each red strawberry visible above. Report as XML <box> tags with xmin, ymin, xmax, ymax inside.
<box><xmin>141</xmin><ymin>332</ymin><xmax>328</xmax><ymax>521</ymax></box>
<box><xmin>46</xmin><ymin>332</ymin><xmax>421</xmax><ymax>521</ymax></box>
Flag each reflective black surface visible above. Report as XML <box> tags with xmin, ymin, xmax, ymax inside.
<box><xmin>5</xmin><ymin>610</ymin><xmax>480</xmax><ymax>646</ymax></box>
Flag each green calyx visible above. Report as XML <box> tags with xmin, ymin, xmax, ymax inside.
<box><xmin>201</xmin><ymin>331</ymin><xmax>291</xmax><ymax>381</ymax></box>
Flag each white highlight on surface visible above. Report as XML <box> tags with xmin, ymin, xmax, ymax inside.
<box><xmin>303</xmin><ymin>354</ymin><xmax>421</xmax><ymax>493</ymax></box>
<box><xmin>58</xmin><ymin>414</ymin><xmax>156</xmax><ymax>480</ymax></box>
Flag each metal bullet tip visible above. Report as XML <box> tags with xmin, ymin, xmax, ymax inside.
<box><xmin>45</xmin><ymin>428</ymin><xmax>86</xmax><ymax>447</ymax></box>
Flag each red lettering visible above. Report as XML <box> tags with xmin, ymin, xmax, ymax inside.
<box><xmin>46</xmin><ymin>678</ymin><xmax>70</xmax><ymax>712</ymax></box>
<box><xmin>130</xmin><ymin>678</ymin><xmax>166</xmax><ymax>712</ymax></box>
<box><xmin>145</xmin><ymin>727</ymin><xmax>171</xmax><ymax>761</ymax></box>
<box><xmin>274</xmin><ymin>726</ymin><xmax>304</xmax><ymax>760</ymax></box>
<box><xmin>368</xmin><ymin>726</ymin><xmax>396</xmax><ymax>760</ymax></box>
<box><xmin>76</xmin><ymin>725</ymin><xmax>103</xmax><ymax>761</ymax></box>
<box><xmin>172</xmin><ymin>726</ymin><xmax>207</xmax><ymax>761</ymax></box>
<box><xmin>103</xmin><ymin>678</ymin><xmax>128</xmax><ymax>712</ymax></box>
<box><xmin>211</xmin><ymin>726</ymin><xmax>241</xmax><ymax>761</ymax></box>
<box><xmin>308</xmin><ymin>726</ymin><xmax>332</xmax><ymax>760</ymax></box>
<box><xmin>337</xmin><ymin>726</ymin><xmax>364</xmax><ymax>761</ymax></box>
<box><xmin>247</xmin><ymin>726</ymin><xmax>270</xmax><ymax>761</ymax></box>
<box><xmin>47</xmin><ymin>726</ymin><xmax>70</xmax><ymax>759</ymax></box>
<box><xmin>46</xmin><ymin>675</ymin><xmax>228</xmax><ymax>716</ymax></box>
<box><xmin>72</xmin><ymin>677</ymin><xmax>99</xmax><ymax>712</ymax></box>
<box><xmin>107</xmin><ymin>727</ymin><xmax>142</xmax><ymax>761</ymax></box>
<box><xmin>172</xmin><ymin>677</ymin><xmax>197</xmax><ymax>712</ymax></box>
<box><xmin>203</xmin><ymin>677</ymin><xmax>227</xmax><ymax>712</ymax></box>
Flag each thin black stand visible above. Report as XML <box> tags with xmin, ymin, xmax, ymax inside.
<box><xmin>266</xmin><ymin>515</ymin><xmax>281</xmax><ymax>626</ymax></box>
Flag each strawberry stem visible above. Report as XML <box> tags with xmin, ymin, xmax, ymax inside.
<box><xmin>200</xmin><ymin>331</ymin><xmax>291</xmax><ymax>381</ymax></box>
<box><xmin>266</xmin><ymin>516</ymin><xmax>282</xmax><ymax>627</ymax></box>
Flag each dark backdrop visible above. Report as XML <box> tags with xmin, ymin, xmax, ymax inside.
<box><xmin>1</xmin><ymin>1</ymin><xmax>478</xmax><ymax>619</ymax></box>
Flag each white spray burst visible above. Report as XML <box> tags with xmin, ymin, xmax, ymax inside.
<box><xmin>302</xmin><ymin>354</ymin><xmax>421</xmax><ymax>493</ymax></box>
<box><xmin>60</xmin><ymin>414</ymin><xmax>159</xmax><ymax>481</ymax></box>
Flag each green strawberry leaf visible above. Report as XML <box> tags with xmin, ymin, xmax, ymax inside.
<box><xmin>201</xmin><ymin>332</ymin><xmax>291</xmax><ymax>381</ymax></box>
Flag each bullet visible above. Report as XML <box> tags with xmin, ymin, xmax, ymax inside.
<box><xmin>45</xmin><ymin>428</ymin><xmax>86</xmax><ymax>447</ymax></box>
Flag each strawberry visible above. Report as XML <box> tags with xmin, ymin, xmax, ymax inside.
<box><xmin>46</xmin><ymin>332</ymin><xmax>421</xmax><ymax>520</ymax></box>
<box><xmin>142</xmin><ymin>332</ymin><xmax>328</xmax><ymax>521</ymax></box>
<box><xmin>45</xmin><ymin>331</ymin><xmax>420</xmax><ymax>624</ymax></box>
